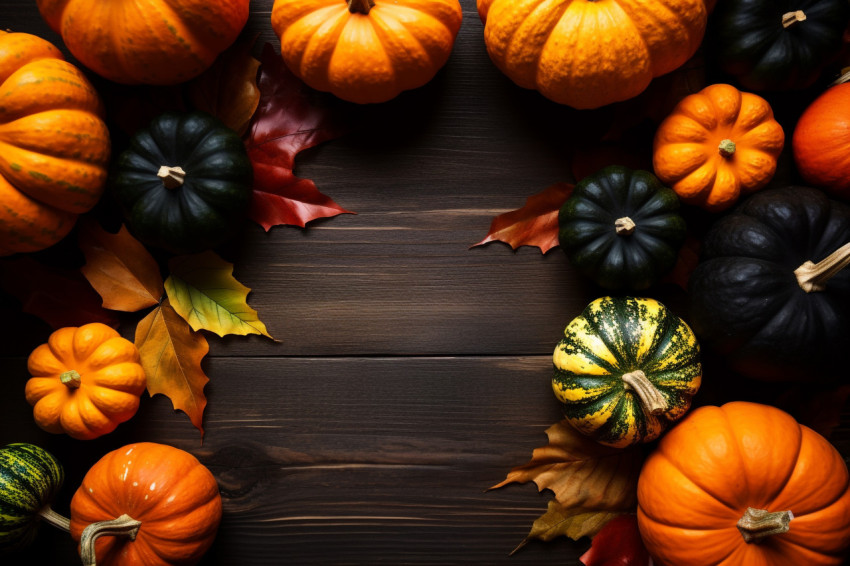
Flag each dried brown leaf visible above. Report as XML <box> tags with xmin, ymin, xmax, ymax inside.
<box><xmin>512</xmin><ymin>500</ymin><xmax>621</xmax><ymax>554</ymax></box>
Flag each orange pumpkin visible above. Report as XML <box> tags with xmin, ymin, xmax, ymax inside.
<box><xmin>270</xmin><ymin>0</ymin><xmax>463</xmax><ymax>104</ymax></box>
<box><xmin>793</xmin><ymin>82</ymin><xmax>850</xmax><ymax>200</ymax></box>
<box><xmin>653</xmin><ymin>83</ymin><xmax>785</xmax><ymax>211</ymax></box>
<box><xmin>476</xmin><ymin>0</ymin><xmax>708</xmax><ymax>109</ymax></box>
<box><xmin>35</xmin><ymin>0</ymin><xmax>249</xmax><ymax>85</ymax></box>
<box><xmin>70</xmin><ymin>442</ymin><xmax>222</xmax><ymax>566</ymax></box>
<box><xmin>25</xmin><ymin>323</ymin><xmax>146</xmax><ymax>440</ymax></box>
<box><xmin>637</xmin><ymin>402</ymin><xmax>850</xmax><ymax>566</ymax></box>
<box><xmin>0</xmin><ymin>31</ymin><xmax>110</xmax><ymax>256</ymax></box>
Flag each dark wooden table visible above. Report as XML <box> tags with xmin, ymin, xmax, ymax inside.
<box><xmin>3</xmin><ymin>1</ymin><xmax>849</xmax><ymax>565</ymax></box>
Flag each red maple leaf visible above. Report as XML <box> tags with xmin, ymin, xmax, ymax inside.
<box><xmin>580</xmin><ymin>514</ymin><xmax>652</xmax><ymax>566</ymax></box>
<box><xmin>244</xmin><ymin>43</ymin><xmax>354</xmax><ymax>230</ymax></box>
<box><xmin>472</xmin><ymin>183</ymin><xmax>573</xmax><ymax>253</ymax></box>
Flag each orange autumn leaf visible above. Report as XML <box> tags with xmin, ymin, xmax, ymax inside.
<box><xmin>78</xmin><ymin>220</ymin><xmax>164</xmax><ymax>312</ymax></box>
<box><xmin>472</xmin><ymin>183</ymin><xmax>574</xmax><ymax>253</ymax></box>
<box><xmin>135</xmin><ymin>300</ymin><xmax>210</xmax><ymax>437</ymax></box>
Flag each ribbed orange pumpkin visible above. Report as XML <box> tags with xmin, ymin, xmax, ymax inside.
<box><xmin>35</xmin><ymin>0</ymin><xmax>250</xmax><ymax>85</ymax></box>
<box><xmin>271</xmin><ymin>0</ymin><xmax>463</xmax><ymax>104</ymax></box>
<box><xmin>70</xmin><ymin>442</ymin><xmax>222</xmax><ymax>566</ymax></box>
<box><xmin>0</xmin><ymin>31</ymin><xmax>110</xmax><ymax>256</ymax></box>
<box><xmin>637</xmin><ymin>402</ymin><xmax>850</xmax><ymax>566</ymax></box>
<box><xmin>25</xmin><ymin>323</ymin><xmax>146</xmax><ymax>440</ymax></box>
<box><xmin>476</xmin><ymin>0</ymin><xmax>708</xmax><ymax>109</ymax></box>
<box><xmin>653</xmin><ymin>83</ymin><xmax>785</xmax><ymax>211</ymax></box>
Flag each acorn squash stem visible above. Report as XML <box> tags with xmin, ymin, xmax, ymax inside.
<box><xmin>156</xmin><ymin>165</ymin><xmax>186</xmax><ymax>189</ymax></box>
<box><xmin>794</xmin><ymin>242</ymin><xmax>850</xmax><ymax>292</ymax></box>
<box><xmin>781</xmin><ymin>10</ymin><xmax>806</xmax><ymax>28</ymax></box>
<box><xmin>38</xmin><ymin>506</ymin><xmax>70</xmax><ymax>532</ymax></box>
<box><xmin>80</xmin><ymin>514</ymin><xmax>142</xmax><ymax>566</ymax></box>
<box><xmin>614</xmin><ymin>217</ymin><xmax>636</xmax><ymax>235</ymax></box>
<box><xmin>737</xmin><ymin>507</ymin><xmax>793</xmax><ymax>543</ymax></box>
<box><xmin>621</xmin><ymin>370</ymin><xmax>668</xmax><ymax>415</ymax></box>
<box><xmin>348</xmin><ymin>0</ymin><xmax>374</xmax><ymax>14</ymax></box>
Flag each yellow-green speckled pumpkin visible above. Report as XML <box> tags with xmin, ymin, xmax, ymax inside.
<box><xmin>552</xmin><ymin>296</ymin><xmax>701</xmax><ymax>448</ymax></box>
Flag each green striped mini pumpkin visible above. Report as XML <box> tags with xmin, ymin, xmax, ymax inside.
<box><xmin>0</xmin><ymin>443</ymin><xmax>66</xmax><ymax>551</ymax></box>
<box><xmin>552</xmin><ymin>296</ymin><xmax>701</xmax><ymax>448</ymax></box>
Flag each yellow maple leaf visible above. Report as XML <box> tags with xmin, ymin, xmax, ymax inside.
<box><xmin>165</xmin><ymin>250</ymin><xmax>273</xmax><ymax>339</ymax></box>
<box><xmin>135</xmin><ymin>300</ymin><xmax>210</xmax><ymax>436</ymax></box>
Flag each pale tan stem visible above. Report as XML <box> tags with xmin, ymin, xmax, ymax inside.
<box><xmin>621</xmin><ymin>370</ymin><xmax>668</xmax><ymax>415</ymax></box>
<box><xmin>737</xmin><ymin>507</ymin><xmax>793</xmax><ymax>543</ymax></box>
<box><xmin>157</xmin><ymin>166</ymin><xmax>186</xmax><ymax>190</ymax></box>
<box><xmin>615</xmin><ymin>217</ymin><xmax>636</xmax><ymax>235</ymax></box>
<box><xmin>718</xmin><ymin>139</ymin><xmax>736</xmax><ymax>158</ymax></box>
<box><xmin>38</xmin><ymin>506</ymin><xmax>70</xmax><ymax>532</ymax></box>
<box><xmin>782</xmin><ymin>10</ymin><xmax>806</xmax><ymax>28</ymax></box>
<box><xmin>348</xmin><ymin>0</ymin><xmax>374</xmax><ymax>14</ymax></box>
<box><xmin>60</xmin><ymin>370</ymin><xmax>81</xmax><ymax>390</ymax></box>
<box><xmin>80</xmin><ymin>514</ymin><xmax>142</xmax><ymax>566</ymax></box>
<box><xmin>794</xmin><ymin>242</ymin><xmax>850</xmax><ymax>293</ymax></box>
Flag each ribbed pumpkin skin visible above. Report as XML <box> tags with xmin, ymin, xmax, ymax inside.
<box><xmin>558</xmin><ymin>166</ymin><xmax>686</xmax><ymax>291</ymax></box>
<box><xmin>711</xmin><ymin>0</ymin><xmax>850</xmax><ymax>92</ymax></box>
<box><xmin>70</xmin><ymin>442</ymin><xmax>222</xmax><ymax>566</ymax></box>
<box><xmin>553</xmin><ymin>296</ymin><xmax>701</xmax><ymax>448</ymax></box>
<box><xmin>0</xmin><ymin>31</ymin><xmax>110</xmax><ymax>256</ymax></box>
<box><xmin>638</xmin><ymin>402</ymin><xmax>850</xmax><ymax>566</ymax></box>
<box><xmin>477</xmin><ymin>0</ymin><xmax>707</xmax><ymax>109</ymax></box>
<box><xmin>25</xmin><ymin>323</ymin><xmax>147</xmax><ymax>440</ymax></box>
<box><xmin>271</xmin><ymin>0</ymin><xmax>463</xmax><ymax>104</ymax></box>
<box><xmin>0</xmin><ymin>443</ymin><xmax>64</xmax><ymax>551</ymax></box>
<box><xmin>111</xmin><ymin>112</ymin><xmax>253</xmax><ymax>255</ymax></box>
<box><xmin>653</xmin><ymin>84</ymin><xmax>784</xmax><ymax>212</ymax></box>
<box><xmin>35</xmin><ymin>0</ymin><xmax>249</xmax><ymax>85</ymax></box>
<box><xmin>793</xmin><ymin>83</ymin><xmax>850</xmax><ymax>199</ymax></box>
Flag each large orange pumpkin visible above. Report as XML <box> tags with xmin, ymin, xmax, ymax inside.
<box><xmin>70</xmin><ymin>442</ymin><xmax>222</xmax><ymax>566</ymax></box>
<box><xmin>476</xmin><ymin>0</ymin><xmax>708</xmax><ymax>109</ymax></box>
<box><xmin>0</xmin><ymin>31</ymin><xmax>110</xmax><ymax>255</ymax></box>
<box><xmin>271</xmin><ymin>0</ymin><xmax>463</xmax><ymax>104</ymax></box>
<box><xmin>637</xmin><ymin>402</ymin><xmax>850</xmax><ymax>566</ymax></box>
<box><xmin>35</xmin><ymin>0</ymin><xmax>250</xmax><ymax>85</ymax></box>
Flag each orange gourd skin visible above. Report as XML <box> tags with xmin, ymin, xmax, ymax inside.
<box><xmin>25</xmin><ymin>323</ymin><xmax>146</xmax><ymax>440</ymax></box>
<box><xmin>653</xmin><ymin>84</ymin><xmax>784</xmax><ymax>212</ymax></box>
<box><xmin>793</xmin><ymin>83</ymin><xmax>850</xmax><ymax>200</ymax></box>
<box><xmin>36</xmin><ymin>0</ymin><xmax>249</xmax><ymax>85</ymax></box>
<box><xmin>0</xmin><ymin>31</ymin><xmax>110</xmax><ymax>256</ymax></box>
<box><xmin>637</xmin><ymin>402</ymin><xmax>850</xmax><ymax>566</ymax></box>
<box><xmin>70</xmin><ymin>442</ymin><xmax>222</xmax><ymax>566</ymax></box>
<box><xmin>476</xmin><ymin>0</ymin><xmax>707</xmax><ymax>110</ymax></box>
<box><xmin>270</xmin><ymin>0</ymin><xmax>463</xmax><ymax>104</ymax></box>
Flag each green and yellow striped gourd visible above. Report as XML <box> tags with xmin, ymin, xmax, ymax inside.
<box><xmin>552</xmin><ymin>296</ymin><xmax>701</xmax><ymax>448</ymax></box>
<box><xmin>0</xmin><ymin>443</ymin><xmax>68</xmax><ymax>551</ymax></box>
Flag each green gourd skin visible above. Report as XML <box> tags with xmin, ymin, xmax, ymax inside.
<box><xmin>111</xmin><ymin>111</ymin><xmax>254</xmax><ymax>255</ymax></box>
<box><xmin>0</xmin><ymin>443</ymin><xmax>66</xmax><ymax>552</ymax></box>
<box><xmin>558</xmin><ymin>166</ymin><xmax>686</xmax><ymax>291</ymax></box>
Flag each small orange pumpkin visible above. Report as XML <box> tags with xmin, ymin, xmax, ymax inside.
<box><xmin>653</xmin><ymin>83</ymin><xmax>785</xmax><ymax>211</ymax></box>
<box><xmin>25</xmin><ymin>323</ymin><xmax>146</xmax><ymax>440</ymax></box>
<box><xmin>0</xmin><ymin>31</ymin><xmax>110</xmax><ymax>255</ymax></box>
<box><xmin>270</xmin><ymin>0</ymin><xmax>463</xmax><ymax>104</ymax></box>
<box><xmin>70</xmin><ymin>442</ymin><xmax>222</xmax><ymax>566</ymax></box>
<box><xmin>637</xmin><ymin>401</ymin><xmax>850</xmax><ymax>566</ymax></box>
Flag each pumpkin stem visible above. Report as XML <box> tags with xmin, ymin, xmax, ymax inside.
<box><xmin>38</xmin><ymin>506</ymin><xmax>70</xmax><ymax>532</ymax></box>
<box><xmin>621</xmin><ymin>370</ymin><xmax>668</xmax><ymax>415</ymax></box>
<box><xmin>718</xmin><ymin>139</ymin><xmax>736</xmax><ymax>158</ymax></box>
<box><xmin>157</xmin><ymin>165</ymin><xmax>186</xmax><ymax>190</ymax></box>
<box><xmin>794</xmin><ymin>242</ymin><xmax>850</xmax><ymax>293</ymax></box>
<box><xmin>737</xmin><ymin>507</ymin><xmax>793</xmax><ymax>543</ymax></box>
<box><xmin>615</xmin><ymin>217</ymin><xmax>636</xmax><ymax>236</ymax></box>
<box><xmin>781</xmin><ymin>10</ymin><xmax>806</xmax><ymax>28</ymax></box>
<box><xmin>80</xmin><ymin>514</ymin><xmax>142</xmax><ymax>566</ymax></box>
<box><xmin>60</xmin><ymin>370</ymin><xmax>81</xmax><ymax>389</ymax></box>
<box><xmin>348</xmin><ymin>0</ymin><xmax>375</xmax><ymax>14</ymax></box>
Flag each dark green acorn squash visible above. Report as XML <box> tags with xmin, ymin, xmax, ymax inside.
<box><xmin>688</xmin><ymin>186</ymin><xmax>850</xmax><ymax>381</ymax></box>
<box><xmin>111</xmin><ymin>111</ymin><xmax>253</xmax><ymax>255</ymax></box>
<box><xmin>558</xmin><ymin>166</ymin><xmax>686</xmax><ymax>291</ymax></box>
<box><xmin>711</xmin><ymin>0</ymin><xmax>850</xmax><ymax>91</ymax></box>
<box><xmin>0</xmin><ymin>443</ymin><xmax>68</xmax><ymax>551</ymax></box>
<box><xmin>552</xmin><ymin>296</ymin><xmax>702</xmax><ymax>448</ymax></box>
